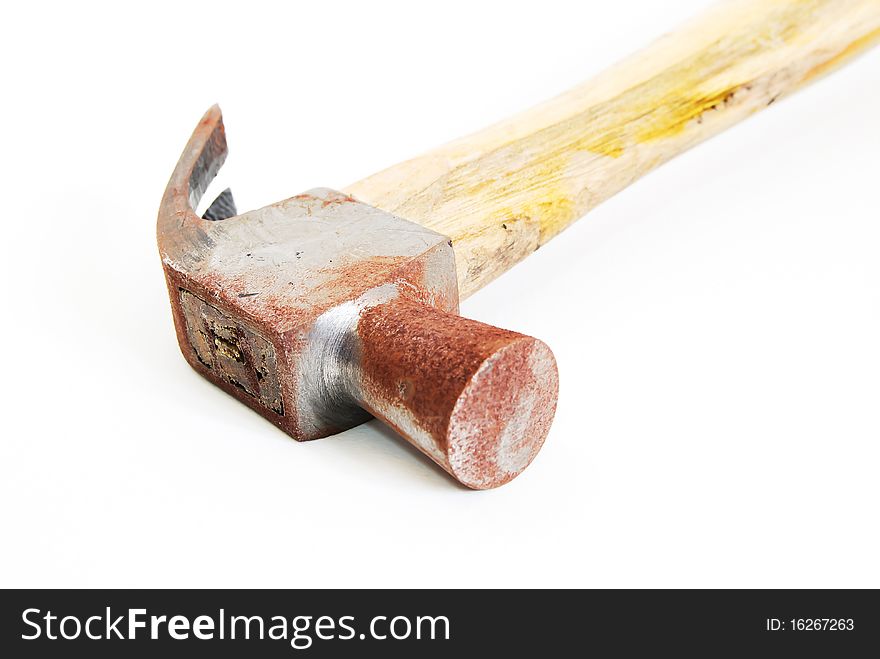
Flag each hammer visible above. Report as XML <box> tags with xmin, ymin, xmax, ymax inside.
<box><xmin>158</xmin><ymin>0</ymin><xmax>879</xmax><ymax>489</ymax></box>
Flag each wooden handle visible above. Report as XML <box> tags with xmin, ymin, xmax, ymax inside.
<box><xmin>344</xmin><ymin>0</ymin><xmax>880</xmax><ymax>298</ymax></box>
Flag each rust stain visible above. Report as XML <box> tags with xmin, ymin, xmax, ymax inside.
<box><xmin>306</xmin><ymin>256</ymin><xmax>411</xmax><ymax>308</ymax></box>
<box><xmin>161</xmin><ymin>268</ymin><xmax>295</xmax><ymax>436</ymax></box>
<box><xmin>356</xmin><ymin>297</ymin><xmax>558</xmax><ymax>488</ymax></box>
<box><xmin>447</xmin><ymin>337</ymin><xmax>558</xmax><ymax>489</ymax></box>
<box><xmin>358</xmin><ymin>297</ymin><xmax>521</xmax><ymax>447</ymax></box>
<box><xmin>292</xmin><ymin>190</ymin><xmax>358</xmax><ymax>208</ymax></box>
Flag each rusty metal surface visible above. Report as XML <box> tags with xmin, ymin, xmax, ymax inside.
<box><xmin>179</xmin><ymin>289</ymin><xmax>283</xmax><ymax>415</ymax></box>
<box><xmin>157</xmin><ymin>106</ymin><xmax>558</xmax><ymax>488</ymax></box>
<box><xmin>357</xmin><ymin>298</ymin><xmax>558</xmax><ymax>489</ymax></box>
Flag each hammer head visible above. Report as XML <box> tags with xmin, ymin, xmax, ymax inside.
<box><xmin>158</xmin><ymin>107</ymin><xmax>558</xmax><ymax>489</ymax></box>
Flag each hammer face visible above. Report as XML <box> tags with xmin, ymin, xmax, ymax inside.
<box><xmin>161</xmin><ymin>187</ymin><xmax>458</xmax><ymax>440</ymax></box>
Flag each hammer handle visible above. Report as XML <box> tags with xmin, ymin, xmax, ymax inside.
<box><xmin>345</xmin><ymin>0</ymin><xmax>880</xmax><ymax>298</ymax></box>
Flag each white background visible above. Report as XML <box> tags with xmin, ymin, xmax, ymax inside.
<box><xmin>2</xmin><ymin>0</ymin><xmax>878</xmax><ymax>588</ymax></box>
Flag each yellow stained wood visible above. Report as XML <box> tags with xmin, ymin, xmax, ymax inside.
<box><xmin>344</xmin><ymin>0</ymin><xmax>880</xmax><ymax>298</ymax></box>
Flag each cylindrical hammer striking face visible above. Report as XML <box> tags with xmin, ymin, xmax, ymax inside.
<box><xmin>157</xmin><ymin>107</ymin><xmax>559</xmax><ymax>489</ymax></box>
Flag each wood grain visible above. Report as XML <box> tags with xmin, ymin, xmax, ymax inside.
<box><xmin>344</xmin><ymin>0</ymin><xmax>880</xmax><ymax>298</ymax></box>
